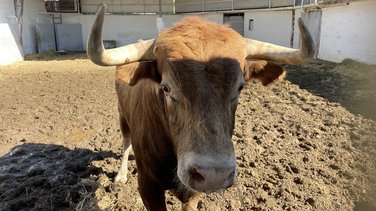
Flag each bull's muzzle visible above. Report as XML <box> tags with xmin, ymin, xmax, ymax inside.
<box><xmin>189</xmin><ymin>164</ymin><xmax>236</xmax><ymax>192</ymax></box>
<box><xmin>178</xmin><ymin>154</ymin><xmax>236</xmax><ymax>192</ymax></box>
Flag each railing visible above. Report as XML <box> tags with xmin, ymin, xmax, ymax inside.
<box><xmin>80</xmin><ymin>1</ymin><xmax>174</xmax><ymax>15</ymax></box>
<box><xmin>77</xmin><ymin>0</ymin><xmax>351</xmax><ymax>15</ymax></box>
<box><xmin>174</xmin><ymin>0</ymin><xmax>352</xmax><ymax>13</ymax></box>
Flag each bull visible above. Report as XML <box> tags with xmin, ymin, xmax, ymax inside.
<box><xmin>87</xmin><ymin>4</ymin><xmax>314</xmax><ymax>210</ymax></box>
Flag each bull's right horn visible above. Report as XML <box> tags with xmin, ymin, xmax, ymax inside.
<box><xmin>87</xmin><ymin>4</ymin><xmax>155</xmax><ymax>66</ymax></box>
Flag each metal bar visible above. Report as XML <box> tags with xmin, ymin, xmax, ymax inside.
<box><xmin>159</xmin><ymin>0</ymin><xmax>162</xmax><ymax>17</ymax></box>
<box><xmin>77</xmin><ymin>0</ymin><xmax>80</xmax><ymax>13</ymax></box>
<box><xmin>290</xmin><ymin>9</ymin><xmax>295</xmax><ymax>48</ymax></box>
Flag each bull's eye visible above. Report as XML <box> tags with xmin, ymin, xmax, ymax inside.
<box><xmin>161</xmin><ymin>85</ymin><xmax>171</xmax><ymax>93</ymax></box>
<box><xmin>161</xmin><ymin>84</ymin><xmax>179</xmax><ymax>103</ymax></box>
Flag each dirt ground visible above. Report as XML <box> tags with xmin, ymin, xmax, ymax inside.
<box><xmin>0</xmin><ymin>52</ymin><xmax>375</xmax><ymax>210</ymax></box>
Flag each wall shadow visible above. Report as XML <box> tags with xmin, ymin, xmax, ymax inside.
<box><xmin>0</xmin><ymin>143</ymin><xmax>119</xmax><ymax>210</ymax></box>
<box><xmin>283</xmin><ymin>59</ymin><xmax>376</xmax><ymax>121</ymax></box>
<box><xmin>24</xmin><ymin>51</ymin><xmax>87</xmax><ymax>61</ymax></box>
<box><xmin>7</xmin><ymin>23</ymin><xmax>24</xmax><ymax>58</ymax></box>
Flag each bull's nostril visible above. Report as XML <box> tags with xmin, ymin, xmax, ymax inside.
<box><xmin>229</xmin><ymin>170</ymin><xmax>235</xmax><ymax>179</ymax></box>
<box><xmin>190</xmin><ymin>167</ymin><xmax>205</xmax><ymax>182</ymax></box>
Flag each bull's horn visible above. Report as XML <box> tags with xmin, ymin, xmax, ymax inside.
<box><xmin>87</xmin><ymin>4</ymin><xmax>155</xmax><ymax>66</ymax></box>
<box><xmin>245</xmin><ymin>18</ymin><xmax>314</xmax><ymax>64</ymax></box>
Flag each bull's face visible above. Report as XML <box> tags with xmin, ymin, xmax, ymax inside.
<box><xmin>157</xmin><ymin>57</ymin><xmax>245</xmax><ymax>192</ymax></box>
<box><xmin>152</xmin><ymin>21</ymin><xmax>253</xmax><ymax>191</ymax></box>
<box><xmin>87</xmin><ymin>4</ymin><xmax>314</xmax><ymax>193</ymax></box>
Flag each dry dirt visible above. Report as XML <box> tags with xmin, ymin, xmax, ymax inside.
<box><xmin>0</xmin><ymin>52</ymin><xmax>375</xmax><ymax>211</ymax></box>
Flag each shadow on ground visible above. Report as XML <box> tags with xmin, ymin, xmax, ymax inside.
<box><xmin>284</xmin><ymin>59</ymin><xmax>376</xmax><ymax>121</ymax></box>
<box><xmin>24</xmin><ymin>50</ymin><xmax>87</xmax><ymax>61</ymax></box>
<box><xmin>0</xmin><ymin>143</ymin><xmax>119</xmax><ymax>210</ymax></box>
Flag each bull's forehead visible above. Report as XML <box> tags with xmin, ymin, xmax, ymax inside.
<box><xmin>167</xmin><ymin>57</ymin><xmax>243</xmax><ymax>105</ymax></box>
<box><xmin>155</xmin><ymin>16</ymin><xmax>247</xmax><ymax>63</ymax></box>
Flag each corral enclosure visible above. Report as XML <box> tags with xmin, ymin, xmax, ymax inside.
<box><xmin>1</xmin><ymin>0</ymin><xmax>376</xmax><ymax>65</ymax></box>
<box><xmin>0</xmin><ymin>53</ymin><xmax>375</xmax><ymax>210</ymax></box>
<box><xmin>1</xmin><ymin>0</ymin><xmax>376</xmax><ymax>210</ymax></box>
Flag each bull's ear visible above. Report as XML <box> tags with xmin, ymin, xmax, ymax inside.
<box><xmin>116</xmin><ymin>61</ymin><xmax>161</xmax><ymax>86</ymax></box>
<box><xmin>244</xmin><ymin>60</ymin><xmax>286</xmax><ymax>85</ymax></box>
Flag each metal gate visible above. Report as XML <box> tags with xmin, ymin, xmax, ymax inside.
<box><xmin>224</xmin><ymin>13</ymin><xmax>244</xmax><ymax>36</ymax></box>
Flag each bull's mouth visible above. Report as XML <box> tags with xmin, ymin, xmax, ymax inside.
<box><xmin>177</xmin><ymin>153</ymin><xmax>237</xmax><ymax>193</ymax></box>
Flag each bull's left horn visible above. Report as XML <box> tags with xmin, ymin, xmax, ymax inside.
<box><xmin>87</xmin><ymin>4</ymin><xmax>155</xmax><ymax>66</ymax></box>
<box><xmin>245</xmin><ymin>18</ymin><xmax>314</xmax><ymax>64</ymax></box>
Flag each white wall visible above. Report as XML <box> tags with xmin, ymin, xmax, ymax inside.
<box><xmin>23</xmin><ymin>0</ymin><xmax>50</xmax><ymax>54</ymax></box>
<box><xmin>13</xmin><ymin>0</ymin><xmax>183</xmax><ymax>55</ymax></box>
<box><xmin>197</xmin><ymin>13</ymin><xmax>223</xmax><ymax>24</ymax></box>
<box><xmin>74</xmin><ymin>14</ymin><xmax>183</xmax><ymax>49</ymax></box>
<box><xmin>6</xmin><ymin>0</ymin><xmax>376</xmax><ymax>66</ymax></box>
<box><xmin>62</xmin><ymin>13</ymin><xmax>223</xmax><ymax>50</ymax></box>
<box><xmin>293</xmin><ymin>8</ymin><xmax>303</xmax><ymax>49</ymax></box>
<box><xmin>0</xmin><ymin>0</ymin><xmax>23</xmax><ymax>65</ymax></box>
<box><xmin>319</xmin><ymin>0</ymin><xmax>376</xmax><ymax>64</ymax></box>
<box><xmin>244</xmin><ymin>10</ymin><xmax>293</xmax><ymax>47</ymax></box>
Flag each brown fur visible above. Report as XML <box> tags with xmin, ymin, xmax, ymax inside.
<box><xmin>245</xmin><ymin>60</ymin><xmax>286</xmax><ymax>85</ymax></box>
<box><xmin>114</xmin><ymin>17</ymin><xmax>285</xmax><ymax>210</ymax></box>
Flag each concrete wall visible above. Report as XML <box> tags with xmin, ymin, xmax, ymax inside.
<box><xmin>0</xmin><ymin>0</ymin><xmax>23</xmax><ymax>65</ymax></box>
<box><xmin>319</xmin><ymin>0</ymin><xmax>376</xmax><ymax>64</ymax></box>
<box><xmin>192</xmin><ymin>13</ymin><xmax>224</xmax><ymax>24</ymax></box>
<box><xmin>244</xmin><ymin>10</ymin><xmax>293</xmax><ymax>47</ymax></box>
<box><xmin>61</xmin><ymin>14</ymin><xmax>183</xmax><ymax>49</ymax></box>
<box><xmin>80</xmin><ymin>0</ymin><xmax>174</xmax><ymax>14</ymax></box>
<box><xmin>301</xmin><ymin>10</ymin><xmax>322</xmax><ymax>58</ymax></box>
<box><xmin>12</xmin><ymin>0</ymin><xmax>182</xmax><ymax>54</ymax></box>
<box><xmin>23</xmin><ymin>0</ymin><xmax>50</xmax><ymax>54</ymax></box>
<box><xmin>293</xmin><ymin>8</ymin><xmax>303</xmax><ymax>49</ymax></box>
<box><xmin>3</xmin><ymin>0</ymin><xmax>376</xmax><ymax>65</ymax></box>
<box><xmin>61</xmin><ymin>13</ymin><xmax>226</xmax><ymax>49</ymax></box>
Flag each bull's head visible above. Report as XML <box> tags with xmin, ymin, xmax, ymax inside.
<box><xmin>87</xmin><ymin>5</ymin><xmax>314</xmax><ymax>193</ymax></box>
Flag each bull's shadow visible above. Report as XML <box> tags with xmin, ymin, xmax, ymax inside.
<box><xmin>0</xmin><ymin>143</ymin><xmax>119</xmax><ymax>210</ymax></box>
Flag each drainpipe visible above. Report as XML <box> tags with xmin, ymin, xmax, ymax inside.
<box><xmin>156</xmin><ymin>0</ymin><xmax>164</xmax><ymax>33</ymax></box>
<box><xmin>159</xmin><ymin>0</ymin><xmax>162</xmax><ymax>17</ymax></box>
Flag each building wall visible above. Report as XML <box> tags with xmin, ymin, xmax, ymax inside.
<box><xmin>293</xmin><ymin>8</ymin><xmax>303</xmax><ymax>49</ymax></box>
<box><xmin>2</xmin><ymin>0</ymin><xmax>376</xmax><ymax>65</ymax></box>
<box><xmin>10</xmin><ymin>0</ymin><xmax>182</xmax><ymax>54</ymax></box>
<box><xmin>62</xmin><ymin>13</ymin><xmax>225</xmax><ymax>49</ymax></box>
<box><xmin>244</xmin><ymin>10</ymin><xmax>293</xmax><ymax>47</ymax></box>
<box><xmin>23</xmin><ymin>0</ymin><xmax>50</xmax><ymax>54</ymax></box>
<box><xmin>197</xmin><ymin>13</ymin><xmax>223</xmax><ymax>24</ymax></box>
<box><xmin>80</xmin><ymin>0</ymin><xmax>174</xmax><ymax>14</ymax></box>
<box><xmin>0</xmin><ymin>0</ymin><xmax>23</xmax><ymax>65</ymax></box>
<box><xmin>319</xmin><ymin>0</ymin><xmax>376</xmax><ymax>64</ymax></box>
<box><xmin>60</xmin><ymin>14</ymin><xmax>182</xmax><ymax>49</ymax></box>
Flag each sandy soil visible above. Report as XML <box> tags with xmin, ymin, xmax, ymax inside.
<box><xmin>0</xmin><ymin>53</ymin><xmax>375</xmax><ymax>210</ymax></box>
